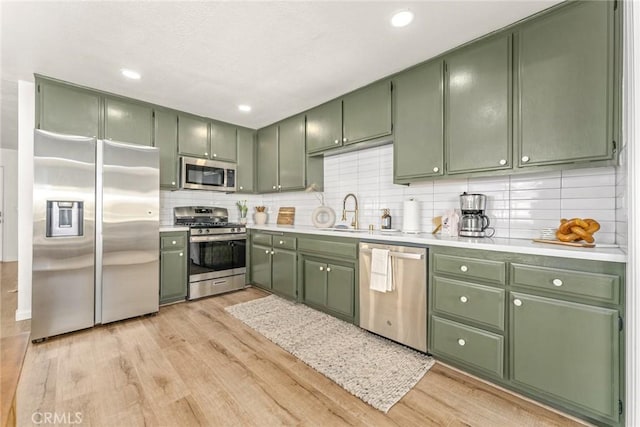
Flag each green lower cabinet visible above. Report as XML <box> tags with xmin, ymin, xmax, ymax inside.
<box><xmin>271</xmin><ymin>249</ymin><xmax>297</xmax><ymax>299</ymax></box>
<box><xmin>159</xmin><ymin>232</ymin><xmax>188</xmax><ymax>305</ymax></box>
<box><xmin>250</xmin><ymin>244</ymin><xmax>272</xmax><ymax>290</ymax></box>
<box><xmin>302</xmin><ymin>257</ymin><xmax>355</xmax><ymax>322</ymax></box>
<box><xmin>509</xmin><ymin>292</ymin><xmax>620</xmax><ymax>424</ymax></box>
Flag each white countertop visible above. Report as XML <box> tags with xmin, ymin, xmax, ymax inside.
<box><xmin>248</xmin><ymin>224</ymin><xmax>627</xmax><ymax>263</ymax></box>
<box><xmin>160</xmin><ymin>225</ymin><xmax>190</xmax><ymax>232</ymax></box>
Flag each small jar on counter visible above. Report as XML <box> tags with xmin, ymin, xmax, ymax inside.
<box><xmin>381</xmin><ymin>209</ymin><xmax>392</xmax><ymax>229</ymax></box>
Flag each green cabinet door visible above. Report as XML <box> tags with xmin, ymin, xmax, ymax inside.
<box><xmin>517</xmin><ymin>1</ymin><xmax>614</xmax><ymax>167</ymax></box>
<box><xmin>445</xmin><ymin>35</ymin><xmax>511</xmax><ymax>174</ymax></box>
<box><xmin>271</xmin><ymin>249</ymin><xmax>297</xmax><ymax>299</ymax></box>
<box><xmin>210</xmin><ymin>121</ymin><xmax>237</xmax><ymax>162</ymax></box>
<box><xmin>394</xmin><ymin>61</ymin><xmax>444</xmax><ymax>181</ymax></box>
<box><xmin>154</xmin><ymin>110</ymin><xmax>179</xmax><ymax>189</ymax></box>
<box><xmin>509</xmin><ymin>292</ymin><xmax>619</xmax><ymax>423</ymax></box>
<box><xmin>178</xmin><ymin>114</ymin><xmax>209</xmax><ymax>158</ymax></box>
<box><xmin>306</xmin><ymin>99</ymin><xmax>342</xmax><ymax>154</ymax></box>
<box><xmin>251</xmin><ymin>244</ymin><xmax>272</xmax><ymax>290</ymax></box>
<box><xmin>303</xmin><ymin>259</ymin><xmax>327</xmax><ymax>307</ymax></box>
<box><xmin>236</xmin><ymin>127</ymin><xmax>255</xmax><ymax>193</ymax></box>
<box><xmin>343</xmin><ymin>79</ymin><xmax>392</xmax><ymax>146</ymax></box>
<box><xmin>37</xmin><ymin>80</ymin><xmax>101</xmax><ymax>138</ymax></box>
<box><xmin>160</xmin><ymin>249</ymin><xmax>187</xmax><ymax>304</ymax></box>
<box><xmin>104</xmin><ymin>98</ymin><xmax>153</xmax><ymax>146</ymax></box>
<box><xmin>278</xmin><ymin>115</ymin><xmax>306</xmax><ymax>191</ymax></box>
<box><xmin>256</xmin><ymin>125</ymin><xmax>279</xmax><ymax>193</ymax></box>
<box><xmin>326</xmin><ymin>264</ymin><xmax>355</xmax><ymax>318</ymax></box>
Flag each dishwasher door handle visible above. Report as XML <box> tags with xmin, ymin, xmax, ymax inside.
<box><xmin>360</xmin><ymin>248</ymin><xmax>424</xmax><ymax>260</ymax></box>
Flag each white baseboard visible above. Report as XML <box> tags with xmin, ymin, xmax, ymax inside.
<box><xmin>15</xmin><ymin>309</ymin><xmax>31</xmax><ymax>321</ymax></box>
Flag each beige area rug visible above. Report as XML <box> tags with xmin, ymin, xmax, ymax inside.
<box><xmin>225</xmin><ymin>295</ymin><xmax>435</xmax><ymax>413</ymax></box>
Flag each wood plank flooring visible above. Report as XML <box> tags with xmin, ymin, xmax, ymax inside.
<box><xmin>15</xmin><ymin>287</ymin><xmax>584</xmax><ymax>426</ymax></box>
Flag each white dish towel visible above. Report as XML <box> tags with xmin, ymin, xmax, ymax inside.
<box><xmin>370</xmin><ymin>248</ymin><xmax>393</xmax><ymax>292</ymax></box>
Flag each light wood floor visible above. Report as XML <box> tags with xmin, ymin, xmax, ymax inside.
<box><xmin>14</xmin><ymin>285</ymin><xmax>583</xmax><ymax>426</ymax></box>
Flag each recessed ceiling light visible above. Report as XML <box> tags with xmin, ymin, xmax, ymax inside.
<box><xmin>238</xmin><ymin>105</ymin><xmax>252</xmax><ymax>112</ymax></box>
<box><xmin>391</xmin><ymin>10</ymin><xmax>414</xmax><ymax>28</ymax></box>
<box><xmin>121</xmin><ymin>68</ymin><xmax>141</xmax><ymax>80</ymax></box>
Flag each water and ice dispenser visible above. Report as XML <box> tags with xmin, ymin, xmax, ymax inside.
<box><xmin>46</xmin><ymin>201</ymin><xmax>84</xmax><ymax>237</ymax></box>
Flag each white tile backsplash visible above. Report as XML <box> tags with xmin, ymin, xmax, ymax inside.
<box><xmin>161</xmin><ymin>144</ymin><xmax>622</xmax><ymax>245</ymax></box>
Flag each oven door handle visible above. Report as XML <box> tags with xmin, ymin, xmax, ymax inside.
<box><xmin>190</xmin><ymin>233</ymin><xmax>247</xmax><ymax>243</ymax></box>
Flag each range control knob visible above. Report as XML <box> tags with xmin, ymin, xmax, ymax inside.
<box><xmin>197</xmin><ymin>229</ymin><xmax>204</xmax><ymax>234</ymax></box>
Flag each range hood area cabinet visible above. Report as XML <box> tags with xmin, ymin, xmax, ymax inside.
<box><xmin>393</xmin><ymin>0</ymin><xmax>619</xmax><ymax>184</ymax></box>
<box><xmin>256</xmin><ymin>114</ymin><xmax>323</xmax><ymax>194</ymax></box>
<box><xmin>306</xmin><ymin>79</ymin><xmax>393</xmax><ymax>155</ymax></box>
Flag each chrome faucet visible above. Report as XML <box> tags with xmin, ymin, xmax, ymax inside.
<box><xmin>342</xmin><ymin>193</ymin><xmax>359</xmax><ymax>229</ymax></box>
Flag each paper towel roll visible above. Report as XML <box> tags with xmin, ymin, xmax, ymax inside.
<box><xmin>402</xmin><ymin>199</ymin><xmax>421</xmax><ymax>233</ymax></box>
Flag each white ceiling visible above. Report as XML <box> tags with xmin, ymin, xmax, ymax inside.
<box><xmin>1</xmin><ymin>0</ymin><xmax>561</xmax><ymax>131</ymax></box>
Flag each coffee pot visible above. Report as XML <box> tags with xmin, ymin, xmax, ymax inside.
<box><xmin>459</xmin><ymin>192</ymin><xmax>495</xmax><ymax>238</ymax></box>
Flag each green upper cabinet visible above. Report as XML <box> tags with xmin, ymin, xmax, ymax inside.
<box><xmin>154</xmin><ymin>109</ymin><xmax>179</xmax><ymax>189</ymax></box>
<box><xmin>509</xmin><ymin>292</ymin><xmax>620</xmax><ymax>424</ymax></box>
<box><xmin>236</xmin><ymin>127</ymin><xmax>255</xmax><ymax>193</ymax></box>
<box><xmin>256</xmin><ymin>124</ymin><xmax>279</xmax><ymax>193</ymax></box>
<box><xmin>104</xmin><ymin>97</ymin><xmax>153</xmax><ymax>146</ymax></box>
<box><xmin>394</xmin><ymin>61</ymin><xmax>444</xmax><ymax>182</ymax></box>
<box><xmin>278</xmin><ymin>114</ymin><xmax>306</xmax><ymax>191</ymax></box>
<box><xmin>306</xmin><ymin>99</ymin><xmax>342</xmax><ymax>154</ymax></box>
<box><xmin>445</xmin><ymin>34</ymin><xmax>512</xmax><ymax>174</ymax></box>
<box><xmin>37</xmin><ymin>79</ymin><xmax>101</xmax><ymax>138</ymax></box>
<box><xmin>210</xmin><ymin>120</ymin><xmax>237</xmax><ymax>162</ymax></box>
<box><xmin>342</xmin><ymin>79</ymin><xmax>392</xmax><ymax>146</ymax></box>
<box><xmin>516</xmin><ymin>1</ymin><xmax>615</xmax><ymax>167</ymax></box>
<box><xmin>178</xmin><ymin>114</ymin><xmax>209</xmax><ymax>158</ymax></box>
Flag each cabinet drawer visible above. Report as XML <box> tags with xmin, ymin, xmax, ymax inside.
<box><xmin>298</xmin><ymin>238</ymin><xmax>358</xmax><ymax>259</ymax></box>
<box><xmin>272</xmin><ymin>236</ymin><xmax>297</xmax><ymax>250</ymax></box>
<box><xmin>433</xmin><ymin>253</ymin><xmax>506</xmax><ymax>285</ymax></box>
<box><xmin>252</xmin><ymin>232</ymin><xmax>273</xmax><ymax>246</ymax></box>
<box><xmin>431</xmin><ymin>316</ymin><xmax>504</xmax><ymax>378</ymax></box>
<box><xmin>161</xmin><ymin>234</ymin><xmax>186</xmax><ymax>249</ymax></box>
<box><xmin>510</xmin><ymin>264</ymin><xmax>620</xmax><ymax>304</ymax></box>
<box><xmin>433</xmin><ymin>277</ymin><xmax>505</xmax><ymax>330</ymax></box>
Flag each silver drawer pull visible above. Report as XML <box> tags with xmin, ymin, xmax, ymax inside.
<box><xmin>319</xmin><ymin>266</ymin><xmax>324</xmax><ymax>271</ymax></box>
<box><xmin>460</xmin><ymin>265</ymin><xmax>468</xmax><ymax>272</ymax></box>
<box><xmin>265</xmin><ymin>250</ymin><xmax>270</xmax><ymax>254</ymax></box>
<box><xmin>327</xmin><ymin>267</ymin><xmax>331</xmax><ymax>272</ymax></box>
<box><xmin>172</xmin><ymin>240</ymin><xmax>177</xmax><ymax>245</ymax></box>
<box><xmin>513</xmin><ymin>299</ymin><xmax>523</xmax><ymax>307</ymax></box>
<box><xmin>552</xmin><ymin>279</ymin><xmax>563</xmax><ymax>287</ymax></box>
<box><xmin>457</xmin><ymin>339</ymin><xmax>466</xmax><ymax>346</ymax></box>
<box><xmin>459</xmin><ymin>296</ymin><xmax>468</xmax><ymax>303</ymax></box>
<box><xmin>270</xmin><ymin>251</ymin><xmax>275</xmax><ymax>255</ymax></box>
<box><xmin>179</xmin><ymin>252</ymin><xmax>183</xmax><ymax>257</ymax></box>
<box><xmin>279</xmin><ymin>240</ymin><xmax>284</xmax><ymax>245</ymax></box>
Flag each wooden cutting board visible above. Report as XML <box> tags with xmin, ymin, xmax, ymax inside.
<box><xmin>277</xmin><ymin>207</ymin><xmax>295</xmax><ymax>225</ymax></box>
<box><xmin>532</xmin><ymin>239</ymin><xmax>595</xmax><ymax>248</ymax></box>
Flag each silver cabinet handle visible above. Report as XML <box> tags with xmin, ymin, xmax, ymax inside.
<box><xmin>278</xmin><ymin>185</ymin><xmax>282</xmax><ymax>189</ymax></box>
<box><xmin>279</xmin><ymin>240</ymin><xmax>284</xmax><ymax>245</ymax></box>
<box><xmin>172</xmin><ymin>240</ymin><xmax>177</xmax><ymax>245</ymax></box>
<box><xmin>458</xmin><ymin>339</ymin><xmax>466</xmax><ymax>346</ymax></box>
<box><xmin>327</xmin><ymin>267</ymin><xmax>331</xmax><ymax>272</ymax></box>
<box><xmin>460</xmin><ymin>265</ymin><xmax>468</xmax><ymax>272</ymax></box>
<box><xmin>499</xmin><ymin>159</ymin><xmax>507</xmax><ymax>165</ymax></box>
<box><xmin>334</xmin><ymin>139</ymin><xmax>339</xmax><ymax>144</ymax></box>
<box><xmin>204</xmin><ymin>152</ymin><xmax>208</xmax><ymax>156</ymax></box>
<box><xmin>272</xmin><ymin>185</ymin><xmax>276</xmax><ymax>190</ymax></box>
<box><xmin>343</xmin><ymin>137</ymin><xmax>347</xmax><ymax>142</ymax></box>
<box><xmin>433</xmin><ymin>167</ymin><xmax>439</xmax><ymax>173</ymax></box>
<box><xmin>179</xmin><ymin>252</ymin><xmax>183</xmax><ymax>257</ymax></box>
<box><xmin>552</xmin><ymin>279</ymin><xmax>563</xmax><ymax>287</ymax></box>
<box><xmin>459</xmin><ymin>296</ymin><xmax>468</xmax><ymax>303</ymax></box>
<box><xmin>239</xmin><ymin>186</ymin><xmax>243</xmax><ymax>190</ymax></box>
<box><xmin>171</xmin><ymin>181</ymin><xmax>176</xmax><ymax>186</ymax></box>
<box><xmin>319</xmin><ymin>266</ymin><xmax>324</xmax><ymax>271</ymax></box>
<box><xmin>514</xmin><ymin>299</ymin><xmax>523</xmax><ymax>307</ymax></box>
<box><xmin>270</xmin><ymin>251</ymin><xmax>275</xmax><ymax>255</ymax></box>
<box><xmin>521</xmin><ymin>155</ymin><xmax>530</xmax><ymax>163</ymax></box>
<box><xmin>265</xmin><ymin>250</ymin><xmax>270</xmax><ymax>254</ymax></box>
<box><xmin>213</xmin><ymin>153</ymin><xmax>217</xmax><ymax>157</ymax></box>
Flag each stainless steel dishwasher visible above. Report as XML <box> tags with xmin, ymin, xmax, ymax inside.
<box><xmin>359</xmin><ymin>242</ymin><xmax>427</xmax><ymax>352</ymax></box>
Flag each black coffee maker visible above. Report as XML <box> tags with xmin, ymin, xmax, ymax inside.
<box><xmin>459</xmin><ymin>192</ymin><xmax>495</xmax><ymax>237</ymax></box>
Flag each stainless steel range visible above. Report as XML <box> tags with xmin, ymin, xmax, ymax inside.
<box><xmin>174</xmin><ymin>206</ymin><xmax>247</xmax><ymax>300</ymax></box>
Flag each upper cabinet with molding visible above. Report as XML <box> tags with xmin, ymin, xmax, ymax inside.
<box><xmin>104</xmin><ymin>97</ymin><xmax>153</xmax><ymax>146</ymax></box>
<box><xmin>177</xmin><ymin>114</ymin><xmax>209</xmax><ymax>158</ymax></box>
<box><xmin>306</xmin><ymin>80</ymin><xmax>392</xmax><ymax>155</ymax></box>
<box><xmin>515</xmin><ymin>0</ymin><xmax>616</xmax><ymax>168</ymax></box>
<box><xmin>210</xmin><ymin>120</ymin><xmax>237</xmax><ymax>162</ymax></box>
<box><xmin>154</xmin><ymin>109</ymin><xmax>179</xmax><ymax>190</ymax></box>
<box><xmin>236</xmin><ymin>127</ymin><xmax>255</xmax><ymax>193</ymax></box>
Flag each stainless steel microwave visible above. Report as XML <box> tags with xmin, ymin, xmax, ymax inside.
<box><xmin>181</xmin><ymin>156</ymin><xmax>236</xmax><ymax>192</ymax></box>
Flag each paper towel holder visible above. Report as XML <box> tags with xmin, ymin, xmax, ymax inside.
<box><xmin>402</xmin><ymin>198</ymin><xmax>421</xmax><ymax>233</ymax></box>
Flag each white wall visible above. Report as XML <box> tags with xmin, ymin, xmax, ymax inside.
<box><xmin>162</xmin><ymin>144</ymin><xmax>619</xmax><ymax>244</ymax></box>
<box><xmin>16</xmin><ymin>80</ymin><xmax>34</xmax><ymax>321</ymax></box>
<box><xmin>0</xmin><ymin>148</ymin><xmax>18</xmax><ymax>260</ymax></box>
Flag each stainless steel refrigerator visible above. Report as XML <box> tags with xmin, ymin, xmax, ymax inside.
<box><xmin>32</xmin><ymin>129</ymin><xmax>159</xmax><ymax>341</ymax></box>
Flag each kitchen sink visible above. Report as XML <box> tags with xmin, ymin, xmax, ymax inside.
<box><xmin>320</xmin><ymin>227</ymin><xmax>369</xmax><ymax>233</ymax></box>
